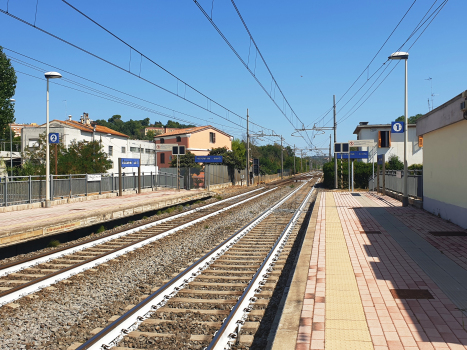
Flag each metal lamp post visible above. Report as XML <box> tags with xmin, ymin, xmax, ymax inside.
<box><xmin>44</xmin><ymin>71</ymin><xmax>62</xmax><ymax>208</ymax></box>
<box><xmin>388</xmin><ymin>52</ymin><xmax>409</xmax><ymax>207</ymax></box>
<box><xmin>9</xmin><ymin>99</ymin><xmax>15</xmax><ymax>178</ymax></box>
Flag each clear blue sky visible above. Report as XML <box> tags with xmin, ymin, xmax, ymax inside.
<box><xmin>1</xmin><ymin>0</ymin><xmax>464</xmax><ymax>153</ymax></box>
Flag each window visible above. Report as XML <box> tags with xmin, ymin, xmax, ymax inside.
<box><xmin>121</xmin><ymin>147</ymin><xmax>126</xmax><ymax>154</ymax></box>
<box><xmin>169</xmin><ymin>155</ymin><xmax>172</xmax><ymax>161</ymax></box>
<box><xmin>176</xmin><ymin>136</ymin><xmax>181</xmax><ymax>142</ymax></box>
<box><xmin>378</xmin><ymin>131</ymin><xmax>391</xmax><ymax>148</ymax></box>
<box><xmin>108</xmin><ymin>145</ymin><xmax>113</xmax><ymax>156</ymax></box>
<box><xmin>209</xmin><ymin>132</ymin><xmax>216</xmax><ymax>143</ymax></box>
<box><xmin>130</xmin><ymin>146</ymin><xmax>138</xmax><ymax>152</ymax></box>
<box><xmin>160</xmin><ymin>138</ymin><xmax>165</xmax><ymax>144</ymax></box>
<box><xmin>160</xmin><ymin>153</ymin><xmax>165</xmax><ymax>164</ymax></box>
<box><xmin>418</xmin><ymin>136</ymin><xmax>423</xmax><ymax>148</ymax></box>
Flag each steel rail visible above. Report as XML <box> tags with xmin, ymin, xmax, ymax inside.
<box><xmin>0</xmin><ymin>188</ymin><xmax>264</xmax><ymax>278</ymax></box>
<box><xmin>0</xmin><ymin>187</ymin><xmax>275</xmax><ymax>307</ymax></box>
<box><xmin>76</xmin><ymin>180</ymin><xmax>310</xmax><ymax>350</ymax></box>
<box><xmin>207</xmin><ymin>180</ymin><xmax>318</xmax><ymax>349</ymax></box>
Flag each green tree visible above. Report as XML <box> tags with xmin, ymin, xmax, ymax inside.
<box><xmin>59</xmin><ymin>140</ymin><xmax>112</xmax><ymax>174</ymax></box>
<box><xmin>20</xmin><ymin>132</ymin><xmax>111</xmax><ymax>175</ymax></box>
<box><xmin>145</xmin><ymin>130</ymin><xmax>155</xmax><ymax>141</ymax></box>
<box><xmin>169</xmin><ymin>151</ymin><xmax>200</xmax><ymax>168</ymax></box>
<box><xmin>0</xmin><ymin>47</ymin><xmax>17</xmax><ymax>139</ymax></box>
<box><xmin>386</xmin><ymin>154</ymin><xmax>403</xmax><ymax>170</ymax></box>
<box><xmin>395</xmin><ymin>113</ymin><xmax>423</xmax><ymax>124</ymax></box>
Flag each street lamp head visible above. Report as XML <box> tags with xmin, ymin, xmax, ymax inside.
<box><xmin>388</xmin><ymin>52</ymin><xmax>409</xmax><ymax>60</ymax></box>
<box><xmin>44</xmin><ymin>71</ymin><xmax>62</xmax><ymax>79</ymax></box>
<box><xmin>9</xmin><ymin>98</ymin><xmax>15</xmax><ymax>102</ymax></box>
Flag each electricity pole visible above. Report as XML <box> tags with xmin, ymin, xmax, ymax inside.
<box><xmin>280</xmin><ymin>135</ymin><xmax>283</xmax><ymax>179</ymax></box>
<box><xmin>329</xmin><ymin>135</ymin><xmax>331</xmax><ymax>161</ymax></box>
<box><xmin>293</xmin><ymin>144</ymin><xmax>296</xmax><ymax>175</ymax></box>
<box><xmin>246</xmin><ymin>109</ymin><xmax>250</xmax><ymax>187</ymax></box>
<box><xmin>334</xmin><ymin>95</ymin><xmax>338</xmax><ymax>189</ymax></box>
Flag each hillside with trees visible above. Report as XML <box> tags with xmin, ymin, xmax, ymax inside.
<box><xmin>93</xmin><ymin>116</ymin><xmax>195</xmax><ymax>140</ymax></box>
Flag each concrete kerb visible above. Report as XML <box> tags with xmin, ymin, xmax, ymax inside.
<box><xmin>269</xmin><ymin>192</ymin><xmax>321</xmax><ymax>350</ymax></box>
<box><xmin>0</xmin><ymin>191</ymin><xmax>214</xmax><ymax>249</ymax></box>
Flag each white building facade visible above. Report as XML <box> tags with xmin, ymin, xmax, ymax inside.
<box><xmin>21</xmin><ymin>117</ymin><xmax>156</xmax><ymax>174</ymax></box>
<box><xmin>352</xmin><ymin>123</ymin><xmax>423</xmax><ymax>165</ymax></box>
<box><xmin>416</xmin><ymin>91</ymin><xmax>467</xmax><ymax>229</ymax></box>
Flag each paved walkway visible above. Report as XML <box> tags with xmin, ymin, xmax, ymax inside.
<box><xmin>0</xmin><ymin>189</ymin><xmax>209</xmax><ymax>247</ymax></box>
<box><xmin>273</xmin><ymin>191</ymin><xmax>467</xmax><ymax>350</ymax></box>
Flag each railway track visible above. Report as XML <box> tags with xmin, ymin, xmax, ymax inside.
<box><xmin>75</xmin><ymin>176</ymin><xmax>318</xmax><ymax>350</ymax></box>
<box><xmin>0</xmin><ymin>185</ymin><xmax>281</xmax><ymax>307</ymax></box>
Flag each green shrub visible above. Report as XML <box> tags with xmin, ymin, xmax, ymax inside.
<box><xmin>142</xmin><ymin>216</ymin><xmax>148</xmax><ymax>219</ymax></box>
<box><xmin>323</xmin><ymin>158</ymin><xmax>374</xmax><ymax>189</ymax></box>
<box><xmin>96</xmin><ymin>225</ymin><xmax>105</xmax><ymax>234</ymax></box>
<box><xmin>215</xmin><ymin>195</ymin><xmax>222</xmax><ymax>200</ymax></box>
<box><xmin>47</xmin><ymin>239</ymin><xmax>60</xmax><ymax>248</ymax></box>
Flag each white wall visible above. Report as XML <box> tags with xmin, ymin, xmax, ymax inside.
<box><xmin>22</xmin><ymin>126</ymin><xmax>156</xmax><ymax>174</ymax></box>
<box><xmin>356</xmin><ymin>126</ymin><xmax>423</xmax><ymax>165</ymax></box>
<box><xmin>423</xmin><ymin>119</ymin><xmax>467</xmax><ymax>229</ymax></box>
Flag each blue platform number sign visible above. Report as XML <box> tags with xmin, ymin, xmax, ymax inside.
<box><xmin>391</xmin><ymin>121</ymin><xmax>405</xmax><ymax>134</ymax></box>
<box><xmin>49</xmin><ymin>132</ymin><xmax>59</xmax><ymax>144</ymax></box>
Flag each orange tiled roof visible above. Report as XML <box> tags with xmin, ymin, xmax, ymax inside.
<box><xmin>154</xmin><ymin>125</ymin><xmax>232</xmax><ymax>138</ymax></box>
<box><xmin>51</xmin><ymin>120</ymin><xmax>129</xmax><ymax>138</ymax></box>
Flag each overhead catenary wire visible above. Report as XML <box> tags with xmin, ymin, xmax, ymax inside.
<box><xmin>5</xmin><ymin>49</ymin><xmax>245</xmax><ymax>134</ymax></box>
<box><xmin>0</xmin><ymin>6</ymin><xmax>274</xmax><ymax>137</ymax></box>
<box><xmin>192</xmin><ymin>0</ymin><xmax>313</xmax><ymax>148</ymax></box>
<box><xmin>308</xmin><ymin>0</ymin><xmax>418</xmax><ymax>129</ymax></box>
<box><xmin>316</xmin><ymin>0</ymin><xmax>448</xmax><ymax>131</ymax></box>
<box><xmin>334</xmin><ymin>0</ymin><xmax>449</xmax><ymax>126</ymax></box>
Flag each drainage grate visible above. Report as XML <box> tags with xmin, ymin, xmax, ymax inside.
<box><xmin>351</xmin><ymin>193</ymin><xmax>361</xmax><ymax>196</ymax></box>
<box><xmin>360</xmin><ymin>230</ymin><xmax>381</xmax><ymax>234</ymax></box>
<box><xmin>429</xmin><ymin>231</ymin><xmax>467</xmax><ymax>237</ymax></box>
<box><xmin>390</xmin><ymin>289</ymin><xmax>434</xmax><ymax>299</ymax></box>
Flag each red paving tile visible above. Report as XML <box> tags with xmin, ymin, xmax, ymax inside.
<box><xmin>291</xmin><ymin>191</ymin><xmax>467</xmax><ymax>349</ymax></box>
<box><xmin>0</xmin><ymin>189</ymin><xmax>202</xmax><ymax>236</ymax></box>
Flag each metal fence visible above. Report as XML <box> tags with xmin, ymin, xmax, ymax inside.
<box><xmin>368</xmin><ymin>170</ymin><xmax>423</xmax><ymax>198</ymax></box>
<box><xmin>0</xmin><ymin>171</ymin><xmax>183</xmax><ymax>207</ymax></box>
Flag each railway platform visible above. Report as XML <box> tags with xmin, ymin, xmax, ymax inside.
<box><xmin>272</xmin><ymin>191</ymin><xmax>467</xmax><ymax>350</ymax></box>
<box><xmin>0</xmin><ymin>188</ymin><xmax>213</xmax><ymax>249</ymax></box>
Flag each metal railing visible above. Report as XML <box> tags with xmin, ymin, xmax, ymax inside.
<box><xmin>368</xmin><ymin>169</ymin><xmax>423</xmax><ymax>198</ymax></box>
<box><xmin>0</xmin><ymin>172</ymin><xmax>183</xmax><ymax>207</ymax></box>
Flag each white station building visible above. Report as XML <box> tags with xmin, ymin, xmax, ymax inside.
<box><xmin>21</xmin><ymin>114</ymin><xmax>157</xmax><ymax>174</ymax></box>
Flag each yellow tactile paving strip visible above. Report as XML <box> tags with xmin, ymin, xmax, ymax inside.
<box><xmin>325</xmin><ymin>193</ymin><xmax>373</xmax><ymax>350</ymax></box>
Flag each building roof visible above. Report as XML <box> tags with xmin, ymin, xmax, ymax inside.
<box><xmin>46</xmin><ymin>120</ymin><xmax>129</xmax><ymax>138</ymax></box>
<box><xmin>154</xmin><ymin>125</ymin><xmax>232</xmax><ymax>138</ymax></box>
<box><xmin>353</xmin><ymin>123</ymin><xmax>416</xmax><ymax>135</ymax></box>
<box><xmin>416</xmin><ymin>91</ymin><xmax>466</xmax><ymax>136</ymax></box>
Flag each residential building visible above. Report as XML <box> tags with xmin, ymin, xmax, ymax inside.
<box><xmin>144</xmin><ymin>127</ymin><xmax>180</xmax><ymax>135</ymax></box>
<box><xmin>416</xmin><ymin>91</ymin><xmax>467</xmax><ymax>229</ymax></box>
<box><xmin>21</xmin><ymin>114</ymin><xmax>156</xmax><ymax>174</ymax></box>
<box><xmin>352</xmin><ymin>122</ymin><xmax>423</xmax><ymax>165</ymax></box>
<box><xmin>10</xmin><ymin>123</ymin><xmax>38</xmax><ymax>138</ymax></box>
<box><xmin>154</xmin><ymin>125</ymin><xmax>233</xmax><ymax>168</ymax></box>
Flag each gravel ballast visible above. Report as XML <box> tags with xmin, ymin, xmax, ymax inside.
<box><xmin>0</xmin><ymin>186</ymin><xmax>291</xmax><ymax>349</ymax></box>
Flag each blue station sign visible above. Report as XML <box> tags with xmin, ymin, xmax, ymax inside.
<box><xmin>120</xmin><ymin>158</ymin><xmax>140</xmax><ymax>167</ymax></box>
<box><xmin>195</xmin><ymin>156</ymin><xmax>223</xmax><ymax>163</ymax></box>
<box><xmin>391</xmin><ymin>121</ymin><xmax>405</xmax><ymax>133</ymax></box>
<box><xmin>48</xmin><ymin>133</ymin><xmax>59</xmax><ymax>144</ymax></box>
<box><xmin>337</xmin><ymin>151</ymin><xmax>368</xmax><ymax>159</ymax></box>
